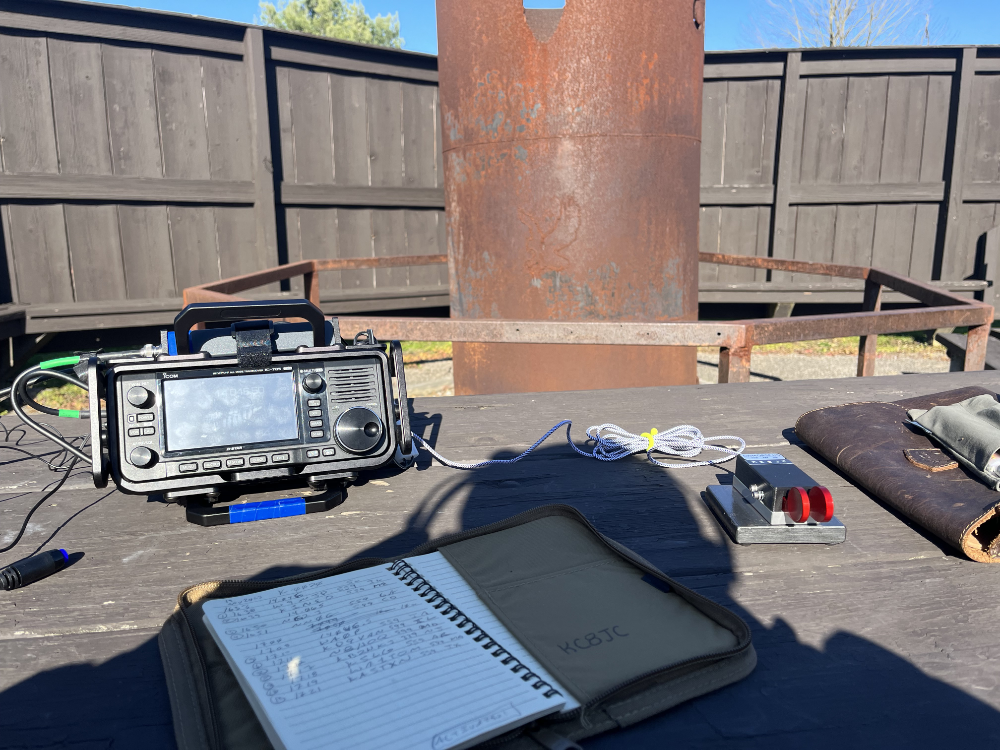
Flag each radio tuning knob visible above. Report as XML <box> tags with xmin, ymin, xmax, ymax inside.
<box><xmin>302</xmin><ymin>372</ymin><xmax>324</xmax><ymax>393</ymax></box>
<box><xmin>127</xmin><ymin>386</ymin><xmax>153</xmax><ymax>408</ymax></box>
<box><xmin>129</xmin><ymin>446</ymin><xmax>156</xmax><ymax>468</ymax></box>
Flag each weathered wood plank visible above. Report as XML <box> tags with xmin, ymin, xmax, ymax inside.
<box><xmin>770</xmin><ymin>52</ymin><xmax>804</xmax><ymax>282</ymax></box>
<box><xmin>964</xmin><ymin>72</ymin><xmax>1000</xmax><ymax>184</ymax></box>
<box><xmin>405</xmin><ymin>210</ymin><xmax>447</xmax><ymax>287</ymax></box>
<box><xmin>166</xmin><ymin>206</ymin><xmax>220</xmax><ymax>290</ymax></box>
<box><xmin>718</xmin><ymin>207</ymin><xmax>764</xmax><ymax>283</ymax></box>
<box><xmin>298</xmin><ymin>207</ymin><xmax>342</xmax><ymax>291</ymax></box>
<box><xmin>840</xmin><ymin>75</ymin><xmax>888</xmax><ymax>184</ymax></box>
<box><xmin>214</xmin><ymin>207</ymin><xmax>263</xmax><ymax>281</ymax></box>
<box><xmin>790</xmin><ymin>182</ymin><xmax>945</xmax><ymax>203</ymax></box>
<box><xmin>799</xmin><ymin>76</ymin><xmax>849</xmax><ymax>185</ymax></box>
<box><xmin>919</xmin><ymin>74</ymin><xmax>952</xmax><ymax>183</ymax></box>
<box><xmin>47</xmin><ymin>38</ymin><xmax>113</xmax><ymax>175</ymax></box>
<box><xmin>286</xmin><ymin>67</ymin><xmax>334</xmax><ymax>185</ymax></box>
<box><xmin>703</xmin><ymin>61</ymin><xmax>784</xmax><ymax>79</ymax></box>
<box><xmin>330</xmin><ymin>73</ymin><xmax>369</xmax><ymax>186</ymax></box>
<box><xmin>0</xmin><ymin>33</ymin><xmax>59</xmax><ymax>174</ymax></box>
<box><xmin>723</xmin><ymin>79</ymin><xmax>768</xmax><ymax>185</ymax></box>
<box><xmin>941</xmin><ymin>49</ymin><xmax>978</xmax><ymax>280</ymax></box>
<box><xmin>880</xmin><ymin>75</ymin><xmax>928</xmax><ymax>184</ymax></box>
<box><xmin>268</xmin><ymin>45</ymin><xmax>438</xmax><ymax>83</ymax></box>
<box><xmin>831</xmin><ymin>204</ymin><xmax>876</xmax><ymax>267</ymax></box>
<box><xmin>909</xmin><ymin>203</ymin><xmax>939</xmax><ymax>279</ymax></box>
<box><xmin>403</xmin><ymin>83</ymin><xmax>446</xmax><ymax>288</ymax></box>
<box><xmin>117</xmin><ymin>206</ymin><xmax>177</xmax><ymax>299</ymax></box>
<box><xmin>152</xmin><ymin>50</ymin><xmax>211</xmax><ymax>181</ymax></box>
<box><xmin>963</xmin><ymin>183</ymin><xmax>1000</xmax><ymax>202</ymax></box>
<box><xmin>62</xmin><ymin>205</ymin><xmax>128</xmax><ymax>302</ymax></box>
<box><xmin>700</xmin><ymin>80</ymin><xmax>727</xmax><ymax>187</ymax></box>
<box><xmin>4</xmin><ymin>205</ymin><xmax>73</xmax><ymax>304</ymax></box>
<box><xmin>337</xmin><ymin>208</ymin><xmax>374</xmax><ymax>290</ymax></box>
<box><xmin>792</xmin><ymin>205</ymin><xmax>837</xmax><ymax>283</ymax></box>
<box><xmin>871</xmin><ymin>203</ymin><xmax>918</xmax><ymax>274</ymax></box>
<box><xmin>102</xmin><ymin>44</ymin><xmax>164</xmax><ymax>178</ymax></box>
<box><xmin>280</xmin><ymin>184</ymin><xmax>445</xmax><ymax>207</ymax></box>
<box><xmin>698</xmin><ymin>207</ymin><xmax>722</xmax><ymax>284</ymax></box>
<box><xmin>201</xmin><ymin>56</ymin><xmax>252</xmax><ymax>182</ymax></box>
<box><xmin>48</xmin><ymin>40</ymin><xmax>128</xmax><ymax>303</ymax></box>
<box><xmin>0</xmin><ymin>9</ymin><xmax>244</xmax><ymax>55</ymax></box>
<box><xmin>0</xmin><ymin>174</ymin><xmax>254</xmax><ymax>202</ymax></box>
<box><xmin>800</xmin><ymin>57</ymin><xmax>957</xmax><ymax>76</ymax></box>
<box><xmin>373</xmin><ymin>210</ymin><xmax>408</xmax><ymax>288</ymax></box>
<box><xmin>243</xmin><ymin>28</ymin><xmax>280</xmax><ymax>274</ymax></box>
<box><xmin>367</xmin><ymin>78</ymin><xmax>404</xmax><ymax>189</ymax></box>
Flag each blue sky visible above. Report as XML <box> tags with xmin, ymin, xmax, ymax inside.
<box><xmin>107</xmin><ymin>0</ymin><xmax>1000</xmax><ymax>54</ymax></box>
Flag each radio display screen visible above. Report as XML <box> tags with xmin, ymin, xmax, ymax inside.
<box><xmin>162</xmin><ymin>372</ymin><xmax>299</xmax><ymax>452</ymax></box>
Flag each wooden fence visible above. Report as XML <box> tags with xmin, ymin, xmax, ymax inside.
<box><xmin>0</xmin><ymin>0</ymin><xmax>444</xmax><ymax>338</ymax></box>
<box><xmin>0</xmin><ymin>1</ymin><xmax>998</xmax><ymax>344</ymax></box>
<box><xmin>699</xmin><ymin>47</ymin><xmax>1000</xmax><ymax>307</ymax></box>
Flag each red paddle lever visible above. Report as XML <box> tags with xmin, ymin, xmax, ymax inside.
<box><xmin>782</xmin><ymin>487</ymin><xmax>810</xmax><ymax>523</ymax></box>
<box><xmin>808</xmin><ymin>486</ymin><xmax>834</xmax><ymax>523</ymax></box>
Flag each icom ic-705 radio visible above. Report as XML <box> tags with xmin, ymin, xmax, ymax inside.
<box><xmin>86</xmin><ymin>300</ymin><xmax>415</xmax><ymax>521</ymax></box>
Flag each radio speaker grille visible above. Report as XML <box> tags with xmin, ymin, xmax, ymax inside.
<box><xmin>328</xmin><ymin>366</ymin><xmax>377</xmax><ymax>404</ymax></box>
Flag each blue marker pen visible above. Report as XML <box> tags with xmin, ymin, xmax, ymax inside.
<box><xmin>1</xmin><ymin>549</ymin><xmax>69</xmax><ymax>590</ymax></box>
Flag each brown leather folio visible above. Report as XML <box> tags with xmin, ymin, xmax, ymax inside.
<box><xmin>795</xmin><ymin>386</ymin><xmax>1000</xmax><ymax>563</ymax></box>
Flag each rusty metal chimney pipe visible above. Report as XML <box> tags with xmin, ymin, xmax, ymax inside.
<box><xmin>437</xmin><ymin>0</ymin><xmax>706</xmax><ymax>394</ymax></box>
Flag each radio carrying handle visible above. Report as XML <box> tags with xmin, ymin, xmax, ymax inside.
<box><xmin>172</xmin><ymin>299</ymin><xmax>326</xmax><ymax>354</ymax></box>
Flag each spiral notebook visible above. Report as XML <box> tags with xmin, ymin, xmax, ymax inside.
<box><xmin>201</xmin><ymin>553</ymin><xmax>576</xmax><ymax>750</ymax></box>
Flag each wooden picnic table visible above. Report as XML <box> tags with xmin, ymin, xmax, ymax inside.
<box><xmin>2</xmin><ymin>371</ymin><xmax>999</xmax><ymax>748</ymax></box>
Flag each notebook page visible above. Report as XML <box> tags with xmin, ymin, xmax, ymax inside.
<box><xmin>202</xmin><ymin>564</ymin><xmax>565</xmax><ymax>750</ymax></box>
<box><xmin>405</xmin><ymin>553</ymin><xmax>582</xmax><ymax>712</ymax></box>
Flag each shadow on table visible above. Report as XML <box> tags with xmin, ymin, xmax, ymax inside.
<box><xmin>2</xmin><ymin>436</ymin><xmax>998</xmax><ymax>749</ymax></box>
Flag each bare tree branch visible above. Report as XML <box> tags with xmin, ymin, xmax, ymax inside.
<box><xmin>748</xmin><ymin>0</ymin><xmax>944</xmax><ymax>48</ymax></box>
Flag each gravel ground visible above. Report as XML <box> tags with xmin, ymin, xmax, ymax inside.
<box><xmin>404</xmin><ymin>348</ymin><xmax>952</xmax><ymax>395</ymax></box>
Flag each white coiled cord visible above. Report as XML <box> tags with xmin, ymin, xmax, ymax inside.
<box><xmin>411</xmin><ymin>420</ymin><xmax>745</xmax><ymax>471</ymax></box>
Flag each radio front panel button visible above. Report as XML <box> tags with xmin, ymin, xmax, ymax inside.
<box><xmin>307</xmin><ymin>398</ymin><xmax>321</xmax><ymax>407</ymax></box>
<box><xmin>128</xmin><ymin>428</ymin><xmax>141</xmax><ymax>437</ymax></box>
<box><xmin>127</xmin><ymin>386</ymin><xmax>154</xmax><ymax>408</ymax></box>
<box><xmin>272</xmin><ymin>453</ymin><xmax>290</xmax><ymax>463</ymax></box>
<box><xmin>302</xmin><ymin>372</ymin><xmax>324</xmax><ymax>393</ymax></box>
<box><xmin>202</xmin><ymin>460</ymin><xmax>222</xmax><ymax>470</ymax></box>
<box><xmin>308</xmin><ymin>409</ymin><xmax>322</xmax><ymax>418</ymax></box>
<box><xmin>249</xmin><ymin>455</ymin><xmax>267</xmax><ymax>465</ymax></box>
<box><xmin>309</xmin><ymin>419</ymin><xmax>323</xmax><ymax>428</ymax></box>
<box><xmin>142</xmin><ymin>427</ymin><xmax>156</xmax><ymax>436</ymax></box>
<box><xmin>310</xmin><ymin>430</ymin><xmax>324</xmax><ymax>439</ymax></box>
<box><xmin>129</xmin><ymin>446</ymin><xmax>156</xmax><ymax>468</ymax></box>
<box><xmin>335</xmin><ymin>407</ymin><xmax>384</xmax><ymax>454</ymax></box>
<box><xmin>322</xmin><ymin>447</ymin><xmax>336</xmax><ymax>457</ymax></box>
<box><xmin>226</xmin><ymin>458</ymin><xmax>246</xmax><ymax>468</ymax></box>
<box><xmin>136</xmin><ymin>413</ymin><xmax>155</xmax><ymax>423</ymax></box>
<box><xmin>306</xmin><ymin>449</ymin><xmax>320</xmax><ymax>458</ymax></box>
<box><xmin>179</xmin><ymin>462</ymin><xmax>198</xmax><ymax>473</ymax></box>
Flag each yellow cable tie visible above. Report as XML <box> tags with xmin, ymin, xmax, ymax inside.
<box><xmin>640</xmin><ymin>428</ymin><xmax>658</xmax><ymax>451</ymax></box>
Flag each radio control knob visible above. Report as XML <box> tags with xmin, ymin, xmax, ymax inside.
<box><xmin>129</xmin><ymin>446</ymin><xmax>156</xmax><ymax>468</ymax></box>
<box><xmin>127</xmin><ymin>386</ymin><xmax>153</xmax><ymax>408</ymax></box>
<box><xmin>335</xmin><ymin>407</ymin><xmax>384</xmax><ymax>454</ymax></box>
<box><xmin>302</xmin><ymin>373</ymin><xmax>324</xmax><ymax>393</ymax></box>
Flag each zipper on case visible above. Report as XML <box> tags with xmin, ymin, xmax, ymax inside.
<box><xmin>178</xmin><ymin>504</ymin><xmax>752</xmax><ymax>748</ymax></box>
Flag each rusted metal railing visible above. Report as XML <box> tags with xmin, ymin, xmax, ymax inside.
<box><xmin>183</xmin><ymin>253</ymin><xmax>993</xmax><ymax>384</ymax></box>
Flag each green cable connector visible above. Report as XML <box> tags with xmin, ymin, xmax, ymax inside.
<box><xmin>40</xmin><ymin>356</ymin><xmax>81</xmax><ymax>370</ymax></box>
<box><xmin>58</xmin><ymin>409</ymin><xmax>81</xmax><ymax>419</ymax></box>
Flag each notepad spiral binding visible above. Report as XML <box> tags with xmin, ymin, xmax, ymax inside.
<box><xmin>389</xmin><ymin>560</ymin><xmax>562</xmax><ymax>699</ymax></box>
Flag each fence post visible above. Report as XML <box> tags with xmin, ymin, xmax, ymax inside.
<box><xmin>244</xmin><ymin>28</ymin><xmax>280</xmax><ymax>269</ymax></box>
<box><xmin>941</xmin><ymin>48</ymin><xmax>977</xmax><ymax>277</ymax></box>
<box><xmin>856</xmin><ymin>278</ymin><xmax>883</xmax><ymax>376</ymax></box>
<box><xmin>965</xmin><ymin>323</ymin><xmax>989</xmax><ymax>371</ymax></box>
<box><xmin>719</xmin><ymin>346</ymin><xmax>752</xmax><ymax>383</ymax></box>
<box><xmin>769</xmin><ymin>51</ymin><xmax>803</xmax><ymax>282</ymax></box>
